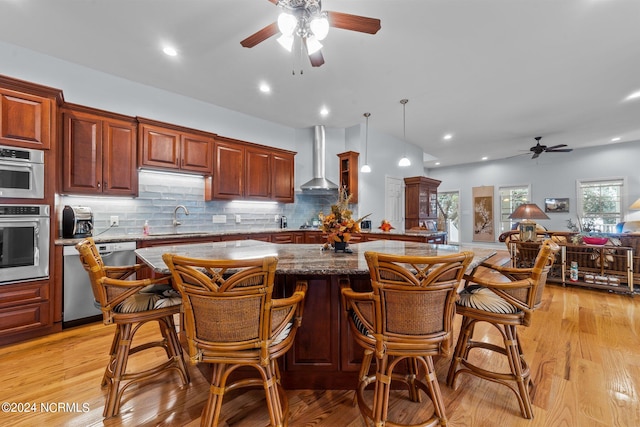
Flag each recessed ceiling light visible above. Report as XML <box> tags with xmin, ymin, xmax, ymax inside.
<box><xmin>259</xmin><ymin>82</ymin><xmax>271</xmax><ymax>93</ymax></box>
<box><xmin>611</xmin><ymin>137</ymin><xmax>621</xmax><ymax>142</ymax></box>
<box><xmin>435</xmin><ymin>162</ymin><xmax>441</xmax><ymax>166</ymax></box>
<box><xmin>624</xmin><ymin>90</ymin><xmax>640</xmax><ymax>101</ymax></box>
<box><xmin>162</xmin><ymin>46</ymin><xmax>177</xmax><ymax>56</ymax></box>
<box><xmin>481</xmin><ymin>156</ymin><xmax>488</xmax><ymax>161</ymax></box>
<box><xmin>443</xmin><ymin>134</ymin><xmax>452</xmax><ymax>140</ymax></box>
<box><xmin>320</xmin><ymin>107</ymin><xmax>329</xmax><ymax>116</ymax></box>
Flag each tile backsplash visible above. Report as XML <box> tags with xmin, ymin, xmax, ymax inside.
<box><xmin>57</xmin><ymin>170</ymin><xmax>349</xmax><ymax>237</ymax></box>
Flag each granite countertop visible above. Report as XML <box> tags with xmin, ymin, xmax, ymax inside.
<box><xmin>54</xmin><ymin>228</ymin><xmax>447</xmax><ymax>246</ymax></box>
<box><xmin>135</xmin><ymin>239</ymin><xmax>495</xmax><ymax>276</ymax></box>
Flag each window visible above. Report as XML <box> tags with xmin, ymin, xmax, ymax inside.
<box><xmin>498</xmin><ymin>186</ymin><xmax>529</xmax><ymax>233</ymax></box>
<box><xmin>577</xmin><ymin>179</ymin><xmax>623</xmax><ymax>233</ymax></box>
<box><xmin>437</xmin><ymin>191</ymin><xmax>459</xmax><ymax>243</ymax></box>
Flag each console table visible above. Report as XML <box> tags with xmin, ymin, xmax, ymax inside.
<box><xmin>509</xmin><ymin>241</ymin><xmax>635</xmax><ymax>295</ymax></box>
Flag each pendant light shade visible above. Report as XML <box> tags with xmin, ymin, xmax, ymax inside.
<box><xmin>398</xmin><ymin>99</ymin><xmax>411</xmax><ymax>167</ymax></box>
<box><xmin>361</xmin><ymin>112</ymin><xmax>372</xmax><ymax>173</ymax></box>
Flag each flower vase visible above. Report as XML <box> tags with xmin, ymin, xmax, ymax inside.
<box><xmin>334</xmin><ymin>236</ymin><xmax>352</xmax><ymax>253</ymax></box>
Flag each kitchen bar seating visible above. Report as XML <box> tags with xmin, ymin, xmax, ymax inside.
<box><xmin>342</xmin><ymin>250</ymin><xmax>473</xmax><ymax>427</ymax></box>
<box><xmin>447</xmin><ymin>239</ymin><xmax>559</xmax><ymax>419</ymax></box>
<box><xmin>162</xmin><ymin>253</ymin><xmax>307</xmax><ymax>427</ymax></box>
<box><xmin>75</xmin><ymin>238</ymin><xmax>190</xmax><ymax>418</ymax></box>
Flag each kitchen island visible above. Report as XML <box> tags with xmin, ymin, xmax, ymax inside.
<box><xmin>136</xmin><ymin>239</ymin><xmax>496</xmax><ymax>389</ymax></box>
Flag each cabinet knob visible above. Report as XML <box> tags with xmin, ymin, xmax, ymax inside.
<box><xmin>97</xmin><ymin>182</ymin><xmax>101</xmax><ymax>188</ymax></box>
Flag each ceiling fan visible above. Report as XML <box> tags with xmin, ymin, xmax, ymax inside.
<box><xmin>529</xmin><ymin>136</ymin><xmax>573</xmax><ymax>159</ymax></box>
<box><xmin>240</xmin><ymin>0</ymin><xmax>381</xmax><ymax>67</ymax></box>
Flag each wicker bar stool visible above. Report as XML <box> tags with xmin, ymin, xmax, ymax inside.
<box><xmin>342</xmin><ymin>250</ymin><xmax>473</xmax><ymax>427</ymax></box>
<box><xmin>446</xmin><ymin>239</ymin><xmax>559</xmax><ymax>419</ymax></box>
<box><xmin>162</xmin><ymin>253</ymin><xmax>307</xmax><ymax>427</ymax></box>
<box><xmin>75</xmin><ymin>238</ymin><xmax>190</xmax><ymax>418</ymax></box>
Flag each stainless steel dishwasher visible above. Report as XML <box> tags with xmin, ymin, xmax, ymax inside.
<box><xmin>63</xmin><ymin>241</ymin><xmax>137</xmax><ymax>324</ymax></box>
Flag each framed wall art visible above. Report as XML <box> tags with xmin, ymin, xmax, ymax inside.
<box><xmin>472</xmin><ymin>186</ymin><xmax>495</xmax><ymax>242</ymax></box>
<box><xmin>544</xmin><ymin>198</ymin><xmax>569</xmax><ymax>213</ymax></box>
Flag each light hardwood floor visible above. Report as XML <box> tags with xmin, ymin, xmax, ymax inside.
<box><xmin>1</xmin><ymin>253</ymin><xmax>638</xmax><ymax>427</ymax></box>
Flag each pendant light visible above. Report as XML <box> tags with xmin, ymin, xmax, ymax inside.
<box><xmin>398</xmin><ymin>99</ymin><xmax>411</xmax><ymax>167</ymax></box>
<box><xmin>361</xmin><ymin>112</ymin><xmax>372</xmax><ymax>173</ymax></box>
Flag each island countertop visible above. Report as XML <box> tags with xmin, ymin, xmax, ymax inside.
<box><xmin>135</xmin><ymin>239</ymin><xmax>495</xmax><ymax>276</ymax></box>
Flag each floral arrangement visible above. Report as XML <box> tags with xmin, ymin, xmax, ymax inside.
<box><xmin>319</xmin><ymin>187</ymin><xmax>370</xmax><ymax>246</ymax></box>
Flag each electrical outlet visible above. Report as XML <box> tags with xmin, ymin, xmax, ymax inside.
<box><xmin>235</xmin><ymin>214</ymin><xmax>241</xmax><ymax>223</ymax></box>
<box><xmin>212</xmin><ymin>215</ymin><xmax>226</xmax><ymax>224</ymax></box>
<box><xmin>110</xmin><ymin>216</ymin><xmax>119</xmax><ymax>227</ymax></box>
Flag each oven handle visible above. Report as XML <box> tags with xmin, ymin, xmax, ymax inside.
<box><xmin>0</xmin><ymin>159</ymin><xmax>36</xmax><ymax>172</ymax></box>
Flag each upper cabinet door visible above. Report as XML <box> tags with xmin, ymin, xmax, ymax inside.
<box><xmin>214</xmin><ymin>139</ymin><xmax>244</xmax><ymax>199</ymax></box>
<box><xmin>181</xmin><ymin>133</ymin><xmax>214</xmax><ymax>174</ymax></box>
<box><xmin>62</xmin><ymin>110</ymin><xmax>102</xmax><ymax>193</ymax></box>
<box><xmin>0</xmin><ymin>87</ymin><xmax>52</xmax><ymax>149</ymax></box>
<box><xmin>245</xmin><ymin>148</ymin><xmax>271</xmax><ymax>200</ymax></box>
<box><xmin>102</xmin><ymin>119</ymin><xmax>137</xmax><ymax>195</ymax></box>
<box><xmin>138</xmin><ymin>124</ymin><xmax>181</xmax><ymax>169</ymax></box>
<box><xmin>272</xmin><ymin>152</ymin><xmax>295</xmax><ymax>203</ymax></box>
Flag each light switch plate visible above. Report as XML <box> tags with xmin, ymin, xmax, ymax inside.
<box><xmin>235</xmin><ymin>214</ymin><xmax>241</xmax><ymax>223</ymax></box>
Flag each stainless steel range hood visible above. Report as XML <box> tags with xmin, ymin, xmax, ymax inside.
<box><xmin>300</xmin><ymin>125</ymin><xmax>339</xmax><ymax>192</ymax></box>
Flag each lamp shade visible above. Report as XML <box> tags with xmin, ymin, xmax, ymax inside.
<box><xmin>630</xmin><ymin>198</ymin><xmax>640</xmax><ymax>210</ymax></box>
<box><xmin>508</xmin><ymin>203</ymin><xmax>549</xmax><ymax>220</ymax></box>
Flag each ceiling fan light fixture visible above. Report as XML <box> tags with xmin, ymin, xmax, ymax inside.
<box><xmin>277</xmin><ymin>34</ymin><xmax>294</xmax><ymax>52</ymax></box>
<box><xmin>306</xmin><ymin>35</ymin><xmax>323</xmax><ymax>55</ymax></box>
<box><xmin>309</xmin><ymin>15</ymin><xmax>329</xmax><ymax>40</ymax></box>
<box><xmin>277</xmin><ymin>12</ymin><xmax>297</xmax><ymax>36</ymax></box>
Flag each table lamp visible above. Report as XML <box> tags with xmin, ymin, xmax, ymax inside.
<box><xmin>508</xmin><ymin>203</ymin><xmax>549</xmax><ymax>242</ymax></box>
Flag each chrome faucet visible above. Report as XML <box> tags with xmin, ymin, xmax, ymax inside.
<box><xmin>173</xmin><ymin>205</ymin><xmax>190</xmax><ymax>227</ymax></box>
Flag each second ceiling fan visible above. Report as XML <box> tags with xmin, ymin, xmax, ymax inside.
<box><xmin>529</xmin><ymin>136</ymin><xmax>573</xmax><ymax>159</ymax></box>
<box><xmin>240</xmin><ymin>0</ymin><xmax>381</xmax><ymax>67</ymax></box>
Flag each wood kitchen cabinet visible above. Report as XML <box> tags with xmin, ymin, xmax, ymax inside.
<box><xmin>338</xmin><ymin>151</ymin><xmax>359</xmax><ymax>203</ymax></box>
<box><xmin>0</xmin><ymin>75</ymin><xmax>61</xmax><ymax>150</ymax></box>
<box><xmin>138</xmin><ymin>117</ymin><xmax>215</xmax><ymax>175</ymax></box>
<box><xmin>272</xmin><ymin>152</ymin><xmax>295</xmax><ymax>203</ymax></box>
<box><xmin>404</xmin><ymin>176</ymin><xmax>441</xmax><ymax>230</ymax></box>
<box><xmin>62</xmin><ymin>105</ymin><xmax>138</xmax><ymax>196</ymax></box>
<box><xmin>209</xmin><ymin>136</ymin><xmax>296</xmax><ymax>202</ymax></box>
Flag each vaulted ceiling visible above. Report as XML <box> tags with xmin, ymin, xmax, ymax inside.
<box><xmin>1</xmin><ymin>0</ymin><xmax>639</xmax><ymax>167</ymax></box>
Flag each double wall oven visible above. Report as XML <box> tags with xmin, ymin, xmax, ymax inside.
<box><xmin>0</xmin><ymin>143</ymin><xmax>50</xmax><ymax>285</ymax></box>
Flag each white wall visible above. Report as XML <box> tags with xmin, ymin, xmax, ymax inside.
<box><xmin>428</xmin><ymin>140</ymin><xmax>640</xmax><ymax>243</ymax></box>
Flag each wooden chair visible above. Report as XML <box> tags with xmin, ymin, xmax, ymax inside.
<box><xmin>75</xmin><ymin>238</ymin><xmax>190</xmax><ymax>418</ymax></box>
<box><xmin>342</xmin><ymin>250</ymin><xmax>474</xmax><ymax>427</ymax></box>
<box><xmin>162</xmin><ymin>253</ymin><xmax>307</xmax><ymax>427</ymax></box>
<box><xmin>446</xmin><ymin>239</ymin><xmax>559</xmax><ymax>419</ymax></box>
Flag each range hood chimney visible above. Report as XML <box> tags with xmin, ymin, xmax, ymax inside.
<box><xmin>300</xmin><ymin>125</ymin><xmax>339</xmax><ymax>192</ymax></box>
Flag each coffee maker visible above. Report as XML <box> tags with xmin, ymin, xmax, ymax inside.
<box><xmin>62</xmin><ymin>205</ymin><xmax>94</xmax><ymax>238</ymax></box>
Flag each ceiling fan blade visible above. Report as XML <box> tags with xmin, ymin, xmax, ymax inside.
<box><xmin>532</xmin><ymin>152</ymin><xmax>540</xmax><ymax>159</ymax></box>
<box><xmin>547</xmin><ymin>148</ymin><xmax>573</xmax><ymax>153</ymax></box>
<box><xmin>240</xmin><ymin>22</ymin><xmax>278</xmax><ymax>48</ymax></box>
<box><xmin>545</xmin><ymin>144</ymin><xmax>568</xmax><ymax>151</ymax></box>
<box><xmin>326</xmin><ymin>11</ymin><xmax>381</xmax><ymax>34</ymax></box>
<box><xmin>309</xmin><ymin>49</ymin><xmax>325</xmax><ymax>67</ymax></box>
